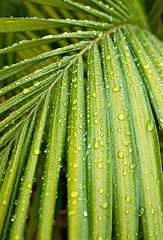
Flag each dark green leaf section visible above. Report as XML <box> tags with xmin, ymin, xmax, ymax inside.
<box><xmin>2</xmin><ymin>112</ymin><xmax>37</xmax><ymax>240</ymax></box>
<box><xmin>144</xmin><ymin>30</ymin><xmax>163</xmax><ymax>56</ymax></box>
<box><xmin>87</xmin><ymin>43</ymin><xmax>112</xmax><ymax>240</ymax></box>
<box><xmin>102</xmin><ymin>34</ymin><xmax>139</xmax><ymax>240</ymax></box>
<box><xmin>0</xmin><ymin>18</ymin><xmax>112</xmax><ymax>33</ymax></box>
<box><xmin>0</xmin><ymin>55</ymin><xmax>73</xmax><ymax>93</ymax></box>
<box><xmin>134</xmin><ymin>29</ymin><xmax>163</xmax><ymax>76</ymax></box>
<box><xmin>62</xmin><ymin>0</ymin><xmax>122</xmax><ymax>24</ymax></box>
<box><xmin>0</xmin><ymin>119</ymin><xmax>30</xmax><ymax>237</ymax></box>
<box><xmin>125</xmin><ymin>27</ymin><xmax>163</xmax><ymax>130</ymax></box>
<box><xmin>24</xmin><ymin>0</ymin><xmax>78</xmax><ymax>10</ymax></box>
<box><xmin>0</xmin><ymin>93</ymin><xmax>42</xmax><ymax>132</ymax></box>
<box><xmin>0</xmin><ymin>118</ymin><xmax>26</xmax><ymax>149</ymax></box>
<box><xmin>0</xmin><ymin>144</ymin><xmax>12</xmax><ymax>188</ymax></box>
<box><xmin>0</xmin><ymin>72</ymin><xmax>59</xmax><ymax>114</ymax></box>
<box><xmin>0</xmin><ymin>31</ymin><xmax>100</xmax><ymax>55</ymax></box>
<box><xmin>116</xmin><ymin>29</ymin><xmax>163</xmax><ymax>240</ymax></box>
<box><xmin>9</xmin><ymin>90</ymin><xmax>51</xmax><ymax>240</ymax></box>
<box><xmin>67</xmin><ymin>57</ymin><xmax>88</xmax><ymax>240</ymax></box>
<box><xmin>37</xmin><ymin>72</ymin><xmax>69</xmax><ymax>240</ymax></box>
<box><xmin>0</xmin><ymin>41</ymin><xmax>88</xmax><ymax>81</ymax></box>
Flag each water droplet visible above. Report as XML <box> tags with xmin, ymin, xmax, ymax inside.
<box><xmin>33</xmin><ymin>81</ymin><xmax>40</xmax><ymax>87</ymax></box>
<box><xmin>92</xmin><ymin>92</ymin><xmax>97</xmax><ymax>98</ymax></box>
<box><xmin>27</xmin><ymin>183</ymin><xmax>32</xmax><ymax>189</ymax></box>
<box><xmin>72</xmin><ymin>200</ymin><xmax>77</xmax><ymax>206</ymax></box>
<box><xmin>97</xmin><ymin>235</ymin><xmax>103</xmax><ymax>240</ymax></box>
<box><xmin>106</xmin><ymin>55</ymin><xmax>111</xmax><ymax>60</ymax></box>
<box><xmin>125</xmin><ymin>195</ymin><xmax>131</xmax><ymax>203</ymax></box>
<box><xmin>21</xmin><ymin>207</ymin><xmax>25</xmax><ymax>213</ymax></box>
<box><xmin>123</xmin><ymin>171</ymin><xmax>127</xmax><ymax>176</ymax></box>
<box><xmin>138</xmin><ymin>207</ymin><xmax>145</xmax><ymax>216</ymax></box>
<box><xmin>130</xmin><ymin>163</ymin><xmax>136</xmax><ymax>170</ymax></box>
<box><xmin>45</xmin><ymin>192</ymin><xmax>49</xmax><ymax>197</ymax></box>
<box><xmin>3</xmin><ymin>200</ymin><xmax>7</xmax><ymax>205</ymax></box>
<box><xmin>14</xmin><ymin>235</ymin><xmax>20</xmax><ymax>240</ymax></box>
<box><xmin>137</xmin><ymin>49</ymin><xmax>142</xmax><ymax>54</ymax></box>
<box><xmin>69</xmin><ymin>210</ymin><xmax>76</xmax><ymax>216</ymax></box>
<box><xmin>83</xmin><ymin>211</ymin><xmax>87</xmax><ymax>216</ymax></box>
<box><xmin>73</xmin><ymin>99</ymin><xmax>77</xmax><ymax>104</ymax></box>
<box><xmin>118</xmin><ymin>113</ymin><xmax>125</xmax><ymax>121</ymax></box>
<box><xmin>77</xmin><ymin>146</ymin><xmax>81</xmax><ymax>151</ymax></box>
<box><xmin>123</xmin><ymin>161</ymin><xmax>128</xmax><ymax>166</ymax></box>
<box><xmin>73</xmin><ymin>163</ymin><xmax>78</xmax><ymax>169</ymax></box>
<box><xmin>94</xmin><ymin>119</ymin><xmax>98</xmax><ymax>125</ymax></box>
<box><xmin>100</xmin><ymin>126</ymin><xmax>104</xmax><ymax>131</ymax></box>
<box><xmin>34</xmin><ymin>148</ymin><xmax>40</xmax><ymax>155</ymax></box>
<box><xmin>93</xmin><ymin>138</ymin><xmax>100</xmax><ymax>149</ymax></box>
<box><xmin>99</xmin><ymin>141</ymin><xmax>104</xmax><ymax>146</ymax></box>
<box><xmin>123</xmin><ymin>140</ymin><xmax>130</xmax><ymax>146</ymax></box>
<box><xmin>147</xmin><ymin>120</ymin><xmax>154</xmax><ymax>132</ymax></box>
<box><xmin>144</xmin><ymin>64</ymin><xmax>150</xmax><ymax>69</ymax></box>
<box><xmin>100</xmin><ymin>202</ymin><xmax>109</xmax><ymax>209</ymax></box>
<box><xmin>98</xmin><ymin>188</ymin><xmax>103</xmax><ymax>194</ymax></box>
<box><xmin>150</xmin><ymin>206</ymin><xmax>155</xmax><ymax>215</ymax></box>
<box><xmin>71</xmin><ymin>191</ymin><xmax>79</xmax><ymax>198</ymax></box>
<box><xmin>118</xmin><ymin>151</ymin><xmax>124</xmax><ymax>159</ymax></box>
<box><xmin>93</xmin><ymin>111</ymin><xmax>98</xmax><ymax>117</ymax></box>
<box><xmin>97</xmin><ymin>216</ymin><xmax>102</xmax><ymax>221</ymax></box>
<box><xmin>112</xmin><ymin>87</ymin><xmax>120</xmax><ymax>92</ymax></box>
<box><xmin>124</xmin><ymin>131</ymin><xmax>130</xmax><ymax>135</ymax></box>
<box><xmin>97</xmin><ymin>162</ymin><xmax>102</xmax><ymax>169</ymax></box>
<box><xmin>124</xmin><ymin>209</ymin><xmax>129</xmax><ymax>215</ymax></box>
<box><xmin>23</xmin><ymin>88</ymin><xmax>29</xmax><ymax>94</ymax></box>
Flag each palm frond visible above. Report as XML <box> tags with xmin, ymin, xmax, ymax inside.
<box><xmin>0</xmin><ymin>0</ymin><xmax>163</xmax><ymax>239</ymax></box>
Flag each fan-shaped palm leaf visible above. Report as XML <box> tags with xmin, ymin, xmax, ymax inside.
<box><xmin>0</xmin><ymin>0</ymin><xmax>163</xmax><ymax>240</ymax></box>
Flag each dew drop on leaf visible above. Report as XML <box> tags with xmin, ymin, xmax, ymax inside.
<box><xmin>125</xmin><ymin>195</ymin><xmax>131</xmax><ymax>203</ymax></box>
<box><xmin>23</xmin><ymin>88</ymin><xmax>30</xmax><ymax>94</ymax></box>
<box><xmin>118</xmin><ymin>113</ymin><xmax>125</xmax><ymax>121</ymax></box>
<box><xmin>3</xmin><ymin>200</ymin><xmax>7</xmax><ymax>205</ymax></box>
<box><xmin>33</xmin><ymin>81</ymin><xmax>40</xmax><ymax>87</ymax></box>
<box><xmin>98</xmin><ymin>188</ymin><xmax>103</xmax><ymax>194</ymax></box>
<box><xmin>69</xmin><ymin>210</ymin><xmax>77</xmax><ymax>216</ymax></box>
<box><xmin>124</xmin><ymin>209</ymin><xmax>129</xmax><ymax>215</ymax></box>
<box><xmin>97</xmin><ymin>162</ymin><xmax>102</xmax><ymax>169</ymax></box>
<box><xmin>34</xmin><ymin>148</ymin><xmax>40</xmax><ymax>155</ymax></box>
<box><xmin>100</xmin><ymin>202</ymin><xmax>109</xmax><ymax>209</ymax></box>
<box><xmin>147</xmin><ymin>120</ymin><xmax>154</xmax><ymax>132</ymax></box>
<box><xmin>14</xmin><ymin>234</ymin><xmax>20</xmax><ymax>240</ymax></box>
<box><xmin>130</xmin><ymin>163</ymin><xmax>136</xmax><ymax>170</ymax></box>
<box><xmin>71</xmin><ymin>191</ymin><xmax>79</xmax><ymax>198</ymax></box>
<box><xmin>150</xmin><ymin>206</ymin><xmax>155</xmax><ymax>215</ymax></box>
<box><xmin>97</xmin><ymin>235</ymin><xmax>103</xmax><ymax>240</ymax></box>
<box><xmin>92</xmin><ymin>92</ymin><xmax>97</xmax><ymax>98</ymax></box>
<box><xmin>97</xmin><ymin>216</ymin><xmax>102</xmax><ymax>222</ymax></box>
<box><xmin>93</xmin><ymin>138</ymin><xmax>100</xmax><ymax>149</ymax></box>
<box><xmin>138</xmin><ymin>207</ymin><xmax>146</xmax><ymax>216</ymax></box>
<box><xmin>117</xmin><ymin>150</ymin><xmax>124</xmax><ymax>159</ymax></box>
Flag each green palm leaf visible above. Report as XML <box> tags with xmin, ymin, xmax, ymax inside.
<box><xmin>0</xmin><ymin>0</ymin><xmax>163</xmax><ymax>239</ymax></box>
